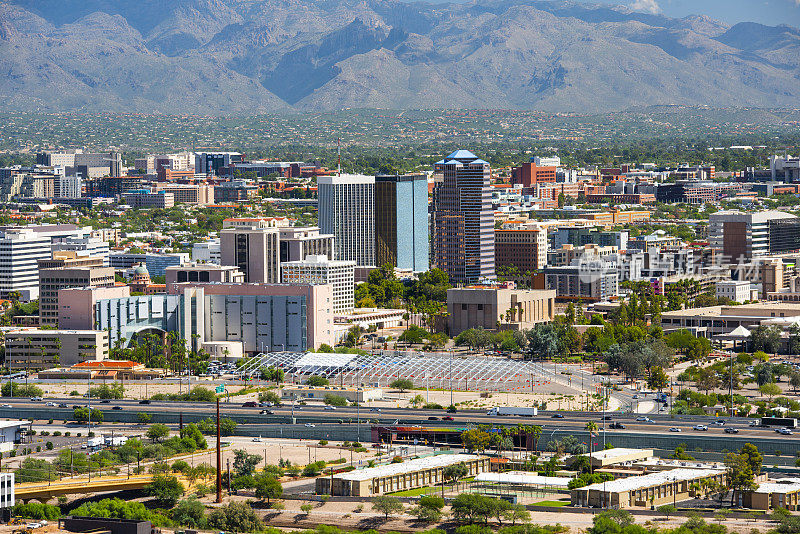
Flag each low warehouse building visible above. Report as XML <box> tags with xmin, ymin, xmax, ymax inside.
<box><xmin>316</xmin><ymin>454</ymin><xmax>489</xmax><ymax>496</ymax></box>
<box><xmin>744</xmin><ymin>479</ymin><xmax>800</xmax><ymax>511</ymax></box>
<box><xmin>571</xmin><ymin>468</ymin><xmax>725</xmax><ymax>508</ymax></box>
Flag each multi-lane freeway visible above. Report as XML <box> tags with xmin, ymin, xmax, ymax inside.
<box><xmin>0</xmin><ymin>396</ymin><xmax>792</xmax><ymax>440</ymax></box>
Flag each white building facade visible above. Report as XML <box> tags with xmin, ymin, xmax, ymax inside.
<box><xmin>281</xmin><ymin>255</ymin><xmax>356</xmax><ymax>314</ymax></box>
<box><xmin>318</xmin><ymin>174</ymin><xmax>376</xmax><ymax>267</ymax></box>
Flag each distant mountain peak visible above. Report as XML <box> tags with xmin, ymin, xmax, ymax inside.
<box><xmin>0</xmin><ymin>0</ymin><xmax>798</xmax><ymax>113</ymax></box>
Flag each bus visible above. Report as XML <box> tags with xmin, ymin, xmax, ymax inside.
<box><xmin>759</xmin><ymin>417</ymin><xmax>798</xmax><ymax>428</ymax></box>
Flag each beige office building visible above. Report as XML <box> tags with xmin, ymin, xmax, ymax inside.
<box><xmin>571</xmin><ymin>468</ymin><xmax>725</xmax><ymax>509</ymax></box>
<box><xmin>5</xmin><ymin>329</ymin><xmax>109</xmax><ymax>370</ymax></box>
<box><xmin>220</xmin><ymin>218</ymin><xmax>283</xmax><ymax>283</ymax></box>
<box><xmin>38</xmin><ymin>255</ymin><xmax>115</xmax><ymax>326</ymax></box>
<box><xmin>446</xmin><ymin>285</ymin><xmax>556</xmax><ymax>335</ymax></box>
<box><xmin>57</xmin><ymin>285</ymin><xmax>131</xmax><ymax>330</ymax></box>
<box><xmin>316</xmin><ymin>454</ymin><xmax>489</xmax><ymax>496</ymax></box>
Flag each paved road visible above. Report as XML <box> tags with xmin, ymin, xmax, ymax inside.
<box><xmin>0</xmin><ymin>396</ymin><xmax>794</xmax><ymax>441</ymax></box>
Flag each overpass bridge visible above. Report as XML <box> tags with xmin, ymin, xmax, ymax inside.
<box><xmin>15</xmin><ymin>475</ymin><xmax>154</xmax><ymax>502</ymax></box>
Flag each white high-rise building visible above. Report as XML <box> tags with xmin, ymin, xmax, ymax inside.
<box><xmin>318</xmin><ymin>174</ymin><xmax>375</xmax><ymax>267</ymax></box>
<box><xmin>281</xmin><ymin>255</ymin><xmax>356</xmax><ymax>315</ymax></box>
<box><xmin>56</xmin><ymin>176</ymin><xmax>83</xmax><ymax>198</ymax></box>
<box><xmin>0</xmin><ymin>229</ymin><xmax>52</xmax><ymax>299</ymax></box>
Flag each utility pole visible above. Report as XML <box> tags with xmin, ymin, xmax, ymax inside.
<box><xmin>216</xmin><ymin>398</ymin><xmax>222</xmax><ymax>503</ymax></box>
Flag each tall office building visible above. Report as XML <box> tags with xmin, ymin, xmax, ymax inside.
<box><xmin>219</xmin><ymin>218</ymin><xmax>283</xmax><ymax>283</ymax></box>
<box><xmin>708</xmin><ymin>210</ymin><xmax>800</xmax><ymax>262</ymax></box>
<box><xmin>318</xmin><ymin>174</ymin><xmax>376</xmax><ymax>267</ymax></box>
<box><xmin>38</xmin><ymin>254</ymin><xmax>115</xmax><ymax>326</ymax></box>
<box><xmin>374</xmin><ymin>174</ymin><xmax>429</xmax><ymax>272</ymax></box>
<box><xmin>432</xmin><ymin>149</ymin><xmax>495</xmax><ymax>283</ymax></box>
<box><xmin>0</xmin><ymin>229</ymin><xmax>52</xmax><ymax>299</ymax></box>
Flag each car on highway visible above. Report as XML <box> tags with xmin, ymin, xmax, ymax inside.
<box><xmin>669</xmin><ymin>427</ymin><xmax>681</xmax><ymax>432</ymax></box>
<box><xmin>30</xmin><ymin>397</ymin><xmax>43</xmax><ymax>402</ymax></box>
<box><xmin>100</xmin><ymin>400</ymin><xmax>110</xmax><ymax>404</ymax></box>
<box><xmin>777</xmin><ymin>427</ymin><xmax>793</xmax><ymax>435</ymax></box>
<box><xmin>551</xmin><ymin>413</ymin><xmax>564</xmax><ymax>419</ymax></box>
<box><xmin>693</xmin><ymin>425</ymin><xmax>708</xmax><ymax>431</ymax></box>
<box><xmin>139</xmin><ymin>400</ymin><xmax>151</xmax><ymax>405</ymax></box>
<box><xmin>749</xmin><ymin>420</ymin><xmax>759</xmax><ymax>427</ymax></box>
<box><xmin>602</xmin><ymin>415</ymin><xmax>613</xmax><ymax>421</ymax></box>
<box><xmin>0</xmin><ymin>404</ymin><xmax>11</xmax><ymax>408</ymax></box>
<box><xmin>252</xmin><ymin>437</ymin><xmax>262</xmax><ymax>442</ymax></box>
<box><xmin>260</xmin><ymin>409</ymin><xmax>274</xmax><ymax>415</ymax></box>
<box><xmin>428</xmin><ymin>416</ymin><xmax>439</xmax><ymax>420</ymax></box>
<box><xmin>58</xmin><ymin>403</ymin><xmax>67</xmax><ymax>408</ymax></box>
<box><xmin>112</xmin><ymin>406</ymin><xmax>123</xmax><ymax>410</ymax></box>
<box><xmin>443</xmin><ymin>416</ymin><xmax>454</xmax><ymax>421</ymax></box>
<box><xmin>713</xmin><ymin>420</ymin><xmax>725</xmax><ymax>426</ymax></box>
<box><xmin>725</xmin><ymin>427</ymin><xmax>739</xmax><ymax>434</ymax></box>
<box><xmin>46</xmin><ymin>402</ymin><xmax>56</xmax><ymax>407</ymax></box>
<box><xmin>609</xmin><ymin>422</ymin><xmax>626</xmax><ymax>429</ymax></box>
<box><xmin>370</xmin><ymin>408</ymin><xmax>381</xmax><ymax>413</ymax></box>
<box><xmin>632</xmin><ymin>394</ymin><xmax>639</xmax><ymax>399</ymax></box>
<box><xmin>324</xmin><ymin>406</ymin><xmax>336</xmax><ymax>410</ymax></box>
<box><xmin>304</xmin><ymin>423</ymin><xmax>316</xmax><ymax>427</ymax></box>
<box><xmin>242</xmin><ymin>401</ymin><xmax>258</xmax><ymax>408</ymax></box>
<box><xmin>636</xmin><ymin>416</ymin><xmax>652</xmax><ymax>422</ymax></box>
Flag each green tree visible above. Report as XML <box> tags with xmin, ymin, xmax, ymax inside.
<box><xmin>147</xmin><ymin>475</ymin><xmax>184</xmax><ymax>506</ymax></box>
<box><xmin>411</xmin><ymin>495</ymin><xmax>445</xmax><ymax>523</ymax></box>
<box><xmin>389</xmin><ymin>379</ymin><xmax>414</xmax><ymax>392</ymax></box>
<box><xmin>657</xmin><ymin>504</ymin><xmax>676</xmax><ymax>519</ymax></box>
<box><xmin>759</xmin><ymin>382</ymin><xmax>781</xmax><ymax>401</ymax></box>
<box><xmin>647</xmin><ymin>366</ymin><xmax>669</xmax><ymax>391</ymax></box>
<box><xmin>460</xmin><ymin>429</ymin><xmax>491</xmax><ymax>453</ymax></box>
<box><xmin>171</xmin><ymin>498</ymin><xmax>205</xmax><ymax>528</ymax></box>
<box><xmin>371</xmin><ymin>495</ymin><xmax>404</xmax><ymax>520</ymax></box>
<box><xmin>232</xmin><ymin>449</ymin><xmax>262</xmax><ymax>477</ymax></box>
<box><xmin>254</xmin><ymin>475</ymin><xmax>283</xmax><ymax>503</ymax></box>
<box><xmin>443</xmin><ymin>462</ymin><xmax>470</xmax><ymax>484</ymax></box>
<box><xmin>306</xmin><ymin>376</ymin><xmax>329</xmax><ymax>387</ymax></box>
<box><xmin>207</xmin><ymin>502</ymin><xmax>264</xmax><ymax>533</ymax></box>
<box><xmin>323</xmin><ymin>394</ymin><xmax>348</xmax><ymax>407</ymax></box>
<box><xmin>146</xmin><ymin>423</ymin><xmax>170</xmax><ymax>443</ymax></box>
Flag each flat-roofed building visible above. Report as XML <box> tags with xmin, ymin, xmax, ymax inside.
<box><xmin>58</xmin><ymin>285</ymin><xmax>131</xmax><ymax>330</ymax></box>
<box><xmin>0</xmin><ymin>228</ymin><xmax>52</xmax><ymax>299</ymax></box>
<box><xmin>122</xmin><ymin>190</ymin><xmax>174</xmax><ymax>209</ymax></box>
<box><xmin>716</xmin><ymin>280</ymin><xmax>752</xmax><ymax>304</ymax></box>
<box><xmin>745</xmin><ymin>478</ymin><xmax>800</xmax><ymax>511</ymax></box>
<box><xmin>281</xmin><ymin>255</ymin><xmax>355</xmax><ymax>314</ymax></box>
<box><xmin>165</xmin><ymin>263</ymin><xmax>245</xmax><ymax>289</ymax></box>
<box><xmin>660</xmin><ymin>302</ymin><xmax>800</xmax><ymax>339</ymax></box>
<box><xmin>278</xmin><ymin>226</ymin><xmax>334</xmax><ymax>263</ymax></box>
<box><xmin>38</xmin><ymin>257</ymin><xmax>115</xmax><ymax>326</ymax></box>
<box><xmin>446</xmin><ymin>284</ymin><xmax>555</xmax><ymax>335</ymax></box>
<box><xmin>5</xmin><ymin>329</ymin><xmax>109</xmax><ymax>370</ymax></box>
<box><xmin>318</xmin><ymin>174</ymin><xmax>376</xmax><ymax>267</ymax></box>
<box><xmin>220</xmin><ymin>218</ymin><xmax>282</xmax><ymax>283</ymax></box>
<box><xmin>494</xmin><ymin>225</ymin><xmax>547</xmax><ymax>273</ymax></box>
<box><xmin>316</xmin><ymin>454</ymin><xmax>489</xmax><ymax>496</ymax></box>
<box><xmin>571</xmin><ymin>468</ymin><xmax>725</xmax><ymax>508</ymax></box>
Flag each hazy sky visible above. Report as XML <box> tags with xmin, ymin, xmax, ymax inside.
<box><xmin>579</xmin><ymin>0</ymin><xmax>799</xmax><ymax>27</ymax></box>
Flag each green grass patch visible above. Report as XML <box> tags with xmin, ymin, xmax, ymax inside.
<box><xmin>389</xmin><ymin>486</ymin><xmax>438</xmax><ymax>497</ymax></box>
<box><xmin>533</xmin><ymin>500</ymin><xmax>570</xmax><ymax>507</ymax></box>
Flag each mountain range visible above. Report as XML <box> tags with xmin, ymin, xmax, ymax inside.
<box><xmin>0</xmin><ymin>0</ymin><xmax>799</xmax><ymax>114</ymax></box>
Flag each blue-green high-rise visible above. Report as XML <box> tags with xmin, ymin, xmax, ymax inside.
<box><xmin>375</xmin><ymin>174</ymin><xmax>429</xmax><ymax>272</ymax></box>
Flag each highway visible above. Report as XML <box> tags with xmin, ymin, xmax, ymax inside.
<box><xmin>0</xmin><ymin>396</ymin><xmax>795</xmax><ymax>441</ymax></box>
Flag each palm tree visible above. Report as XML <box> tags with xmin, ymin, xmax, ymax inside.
<box><xmin>585</xmin><ymin>421</ymin><xmax>598</xmax><ymax>473</ymax></box>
